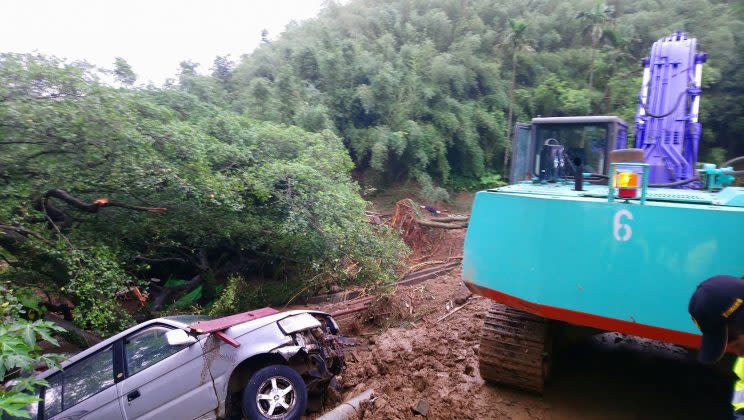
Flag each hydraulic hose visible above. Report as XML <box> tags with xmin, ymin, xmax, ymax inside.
<box><xmin>638</xmin><ymin>90</ymin><xmax>688</xmax><ymax>119</ymax></box>
<box><xmin>648</xmin><ymin>177</ymin><xmax>700</xmax><ymax>187</ymax></box>
<box><xmin>648</xmin><ymin>171</ymin><xmax>743</xmax><ymax>188</ymax></box>
<box><xmin>723</xmin><ymin>156</ymin><xmax>744</xmax><ymax>168</ymax></box>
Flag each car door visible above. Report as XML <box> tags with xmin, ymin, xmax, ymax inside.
<box><xmin>115</xmin><ymin>324</ymin><xmax>218</xmax><ymax>420</ymax></box>
<box><xmin>43</xmin><ymin>345</ymin><xmax>124</xmax><ymax>420</ymax></box>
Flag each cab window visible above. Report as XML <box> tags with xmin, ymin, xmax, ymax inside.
<box><xmin>535</xmin><ymin>123</ymin><xmax>610</xmax><ymax>176</ymax></box>
<box><xmin>43</xmin><ymin>346</ymin><xmax>115</xmax><ymax>418</ymax></box>
<box><xmin>124</xmin><ymin>326</ymin><xmax>187</xmax><ymax>376</ymax></box>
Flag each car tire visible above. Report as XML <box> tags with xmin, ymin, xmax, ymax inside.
<box><xmin>241</xmin><ymin>364</ymin><xmax>307</xmax><ymax>420</ymax></box>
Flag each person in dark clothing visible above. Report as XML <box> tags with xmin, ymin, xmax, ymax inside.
<box><xmin>689</xmin><ymin>275</ymin><xmax>744</xmax><ymax>418</ymax></box>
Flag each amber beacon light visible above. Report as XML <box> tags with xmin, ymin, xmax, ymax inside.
<box><xmin>614</xmin><ymin>171</ymin><xmax>639</xmax><ymax>198</ymax></box>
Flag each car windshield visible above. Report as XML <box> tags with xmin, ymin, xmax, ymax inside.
<box><xmin>163</xmin><ymin>314</ymin><xmax>213</xmax><ymax>326</ymax></box>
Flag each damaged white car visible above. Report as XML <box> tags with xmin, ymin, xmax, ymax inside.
<box><xmin>22</xmin><ymin>308</ymin><xmax>345</xmax><ymax>420</ymax></box>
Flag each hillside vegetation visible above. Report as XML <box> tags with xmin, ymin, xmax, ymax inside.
<box><xmin>2</xmin><ymin>0</ymin><xmax>743</xmax><ymax>415</ymax></box>
<box><xmin>214</xmin><ymin>0</ymin><xmax>743</xmax><ymax>193</ymax></box>
<box><xmin>2</xmin><ymin>0</ymin><xmax>743</xmax><ymax>341</ymax></box>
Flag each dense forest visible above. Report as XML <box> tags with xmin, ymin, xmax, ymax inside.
<box><xmin>216</xmin><ymin>0</ymin><xmax>744</xmax><ymax>193</ymax></box>
<box><xmin>1</xmin><ymin>1</ymin><xmax>743</xmax><ymax>411</ymax></box>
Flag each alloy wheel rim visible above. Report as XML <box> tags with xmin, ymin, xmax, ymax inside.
<box><xmin>255</xmin><ymin>375</ymin><xmax>296</xmax><ymax>418</ymax></box>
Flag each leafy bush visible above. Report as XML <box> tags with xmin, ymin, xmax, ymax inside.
<box><xmin>0</xmin><ymin>54</ymin><xmax>407</xmax><ymax>329</ymax></box>
<box><xmin>63</xmin><ymin>247</ymin><xmax>135</xmax><ymax>335</ymax></box>
<box><xmin>448</xmin><ymin>172</ymin><xmax>508</xmax><ymax>192</ymax></box>
<box><xmin>0</xmin><ymin>284</ymin><xmax>65</xmax><ymax>419</ymax></box>
<box><xmin>208</xmin><ymin>275</ymin><xmax>256</xmax><ymax>317</ymax></box>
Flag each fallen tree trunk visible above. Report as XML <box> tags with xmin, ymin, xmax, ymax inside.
<box><xmin>416</xmin><ymin>219</ymin><xmax>468</xmax><ymax>229</ymax></box>
<box><xmin>317</xmin><ymin>389</ymin><xmax>374</xmax><ymax>420</ymax></box>
<box><xmin>44</xmin><ymin>313</ymin><xmax>103</xmax><ymax>348</ymax></box>
<box><xmin>0</xmin><ymin>224</ymin><xmax>55</xmax><ymax>249</ymax></box>
<box><xmin>330</xmin><ymin>304</ymin><xmax>370</xmax><ymax>317</ymax></box>
<box><xmin>430</xmin><ymin>215</ymin><xmax>469</xmax><ymax>223</ymax></box>
<box><xmin>151</xmin><ymin>273</ymin><xmax>202</xmax><ymax>310</ymax></box>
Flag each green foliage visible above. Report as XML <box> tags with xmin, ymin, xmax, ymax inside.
<box><xmin>415</xmin><ymin>171</ymin><xmax>450</xmax><ymax>202</ymax></box>
<box><xmin>478</xmin><ymin>173</ymin><xmax>508</xmax><ymax>190</ymax></box>
<box><xmin>0</xmin><ymin>284</ymin><xmax>65</xmax><ymax>418</ymax></box>
<box><xmin>2</xmin><ymin>0</ymin><xmax>744</xmax><ymax>338</ymax></box>
<box><xmin>208</xmin><ymin>274</ymin><xmax>255</xmax><ymax>317</ymax></box>
<box><xmin>13</xmin><ymin>288</ymin><xmax>44</xmax><ymax>320</ymax></box>
<box><xmin>63</xmin><ymin>247</ymin><xmax>135</xmax><ymax>335</ymax></box>
<box><xmin>0</xmin><ymin>392</ymin><xmax>40</xmax><ymax>418</ymax></box>
<box><xmin>113</xmin><ymin>57</ymin><xmax>136</xmax><ymax>86</ymax></box>
<box><xmin>0</xmin><ymin>53</ymin><xmax>406</xmax><ymax>332</ymax></box>
<box><xmin>222</xmin><ymin>0</ymin><xmax>744</xmax><ymax>187</ymax></box>
<box><xmin>448</xmin><ymin>172</ymin><xmax>507</xmax><ymax>192</ymax></box>
<box><xmin>703</xmin><ymin>147</ymin><xmax>728</xmax><ymax>165</ymax></box>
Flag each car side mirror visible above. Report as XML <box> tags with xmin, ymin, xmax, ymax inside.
<box><xmin>165</xmin><ymin>329</ymin><xmax>197</xmax><ymax>346</ymax></box>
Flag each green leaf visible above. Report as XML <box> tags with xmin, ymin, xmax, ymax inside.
<box><xmin>0</xmin><ymin>392</ymin><xmax>39</xmax><ymax>418</ymax></box>
<box><xmin>34</xmin><ymin>327</ymin><xmax>60</xmax><ymax>347</ymax></box>
<box><xmin>19</xmin><ymin>324</ymin><xmax>36</xmax><ymax>347</ymax></box>
<box><xmin>0</xmin><ymin>405</ymin><xmax>32</xmax><ymax>418</ymax></box>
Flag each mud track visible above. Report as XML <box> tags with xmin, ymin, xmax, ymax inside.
<box><xmin>315</xmin><ymin>271</ymin><xmax>734</xmax><ymax>419</ymax></box>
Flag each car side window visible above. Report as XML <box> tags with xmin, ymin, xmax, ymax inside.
<box><xmin>43</xmin><ymin>346</ymin><xmax>115</xmax><ymax>418</ymax></box>
<box><xmin>43</xmin><ymin>374</ymin><xmax>62</xmax><ymax>418</ymax></box>
<box><xmin>124</xmin><ymin>326</ymin><xmax>187</xmax><ymax>376</ymax></box>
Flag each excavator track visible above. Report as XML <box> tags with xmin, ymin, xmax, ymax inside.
<box><xmin>478</xmin><ymin>302</ymin><xmax>552</xmax><ymax>393</ymax></box>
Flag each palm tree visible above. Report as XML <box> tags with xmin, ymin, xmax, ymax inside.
<box><xmin>600</xmin><ymin>31</ymin><xmax>636</xmax><ymax>113</ymax></box>
<box><xmin>501</xmin><ymin>18</ymin><xmax>532</xmax><ymax>170</ymax></box>
<box><xmin>577</xmin><ymin>1</ymin><xmax>616</xmax><ymax>92</ymax></box>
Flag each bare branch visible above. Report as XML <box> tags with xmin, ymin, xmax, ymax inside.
<box><xmin>44</xmin><ymin>188</ymin><xmax>167</xmax><ymax>214</ymax></box>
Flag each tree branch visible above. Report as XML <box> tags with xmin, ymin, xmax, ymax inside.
<box><xmin>133</xmin><ymin>255</ymin><xmax>187</xmax><ymax>264</ymax></box>
<box><xmin>0</xmin><ymin>140</ymin><xmax>51</xmax><ymax>145</ymax></box>
<box><xmin>40</xmin><ymin>200</ymin><xmax>74</xmax><ymax>249</ymax></box>
<box><xmin>26</xmin><ymin>149</ymin><xmax>77</xmax><ymax>160</ymax></box>
<box><xmin>0</xmin><ymin>224</ymin><xmax>54</xmax><ymax>244</ymax></box>
<box><xmin>44</xmin><ymin>188</ymin><xmax>167</xmax><ymax>214</ymax></box>
<box><xmin>44</xmin><ymin>313</ymin><xmax>103</xmax><ymax>347</ymax></box>
<box><xmin>151</xmin><ymin>274</ymin><xmax>203</xmax><ymax>310</ymax></box>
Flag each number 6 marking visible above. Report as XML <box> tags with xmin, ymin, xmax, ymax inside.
<box><xmin>613</xmin><ymin>209</ymin><xmax>633</xmax><ymax>241</ymax></box>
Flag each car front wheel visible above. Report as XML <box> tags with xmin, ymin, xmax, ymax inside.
<box><xmin>241</xmin><ymin>364</ymin><xmax>307</xmax><ymax>420</ymax></box>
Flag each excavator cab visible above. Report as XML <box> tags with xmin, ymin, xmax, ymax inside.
<box><xmin>510</xmin><ymin>116</ymin><xmax>628</xmax><ymax>183</ymax></box>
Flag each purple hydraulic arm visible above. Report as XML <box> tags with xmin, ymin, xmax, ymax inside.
<box><xmin>634</xmin><ymin>32</ymin><xmax>707</xmax><ymax>184</ymax></box>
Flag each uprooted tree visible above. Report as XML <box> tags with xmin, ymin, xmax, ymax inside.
<box><xmin>0</xmin><ymin>54</ymin><xmax>407</xmax><ymax>335</ymax></box>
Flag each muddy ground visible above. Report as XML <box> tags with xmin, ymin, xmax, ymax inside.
<box><xmin>314</xmin><ymin>269</ymin><xmax>735</xmax><ymax>420</ymax></box>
